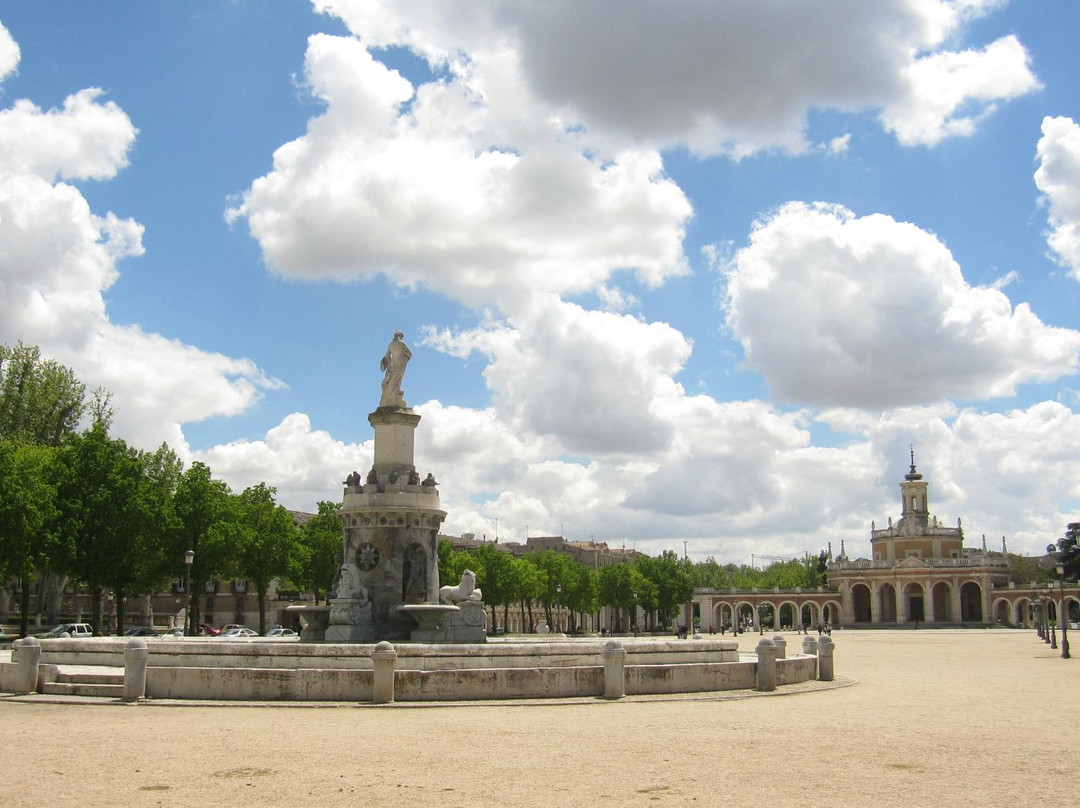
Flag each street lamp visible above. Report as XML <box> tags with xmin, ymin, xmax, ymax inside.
<box><xmin>556</xmin><ymin>583</ymin><xmax>562</xmax><ymax>632</ymax></box>
<box><xmin>184</xmin><ymin>549</ymin><xmax>194</xmax><ymax>636</ymax></box>
<box><xmin>1057</xmin><ymin>563</ymin><xmax>1070</xmax><ymax>660</ymax></box>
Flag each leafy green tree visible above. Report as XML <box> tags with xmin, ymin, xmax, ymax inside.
<box><xmin>0</xmin><ymin>342</ymin><xmax>86</xmax><ymax>447</ymax></box>
<box><xmin>1049</xmin><ymin>523</ymin><xmax>1080</xmax><ymax>580</ymax></box>
<box><xmin>527</xmin><ymin>550</ymin><xmax>573</xmax><ymax>629</ymax></box>
<box><xmin>292</xmin><ymin>501</ymin><xmax>343</xmax><ymax>604</ymax></box>
<box><xmin>0</xmin><ymin>443</ymin><xmax>61</xmax><ymax>636</ymax></box>
<box><xmin>562</xmin><ymin>563</ymin><xmax>599</xmax><ymax>633</ymax></box>
<box><xmin>472</xmin><ymin>542</ymin><xmax>516</xmax><ymax>632</ymax></box>
<box><xmin>599</xmin><ymin>563</ymin><xmax>649</xmax><ymax>633</ymax></box>
<box><xmin>510</xmin><ymin>555</ymin><xmax>542</xmax><ymax>633</ymax></box>
<box><xmin>54</xmin><ymin>424</ymin><xmax>165</xmax><ymax>634</ymax></box>
<box><xmin>635</xmin><ymin>550</ymin><xmax>693</xmax><ymax>628</ymax></box>
<box><xmin>173</xmin><ymin>462</ymin><xmax>239</xmax><ymax>632</ymax></box>
<box><xmin>234</xmin><ymin>483</ymin><xmax>300</xmax><ymax>634</ymax></box>
<box><xmin>1007</xmin><ymin>552</ymin><xmax>1054</xmax><ymax>586</ymax></box>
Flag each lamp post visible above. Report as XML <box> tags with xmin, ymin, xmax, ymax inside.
<box><xmin>556</xmin><ymin>583</ymin><xmax>562</xmax><ymax>632</ymax></box>
<box><xmin>1049</xmin><ymin>584</ymin><xmax>1058</xmax><ymax>650</ymax></box>
<box><xmin>184</xmin><ymin>549</ymin><xmax>194</xmax><ymax>636</ymax></box>
<box><xmin>1057</xmin><ymin>564</ymin><xmax>1070</xmax><ymax>660</ymax></box>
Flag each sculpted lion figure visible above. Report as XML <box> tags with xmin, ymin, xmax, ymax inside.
<box><xmin>439</xmin><ymin>569</ymin><xmax>482</xmax><ymax>604</ymax></box>
<box><xmin>334</xmin><ymin>562</ymin><xmax>369</xmax><ymax>604</ymax></box>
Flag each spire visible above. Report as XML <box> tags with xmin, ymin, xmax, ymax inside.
<box><xmin>904</xmin><ymin>446</ymin><xmax>923</xmax><ymax>481</ymax></box>
<box><xmin>1002</xmin><ymin>536</ymin><xmax>1008</xmax><ymax>554</ymax></box>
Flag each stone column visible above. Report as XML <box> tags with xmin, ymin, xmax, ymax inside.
<box><xmin>123</xmin><ymin>638</ymin><xmax>149</xmax><ymax>702</ymax></box>
<box><xmin>13</xmin><ymin>637</ymin><xmax>41</xmax><ymax>695</ymax></box>
<box><xmin>870</xmin><ymin>583</ymin><xmax>881</xmax><ymax>624</ymax></box>
<box><xmin>772</xmin><ymin>634</ymin><xmax>787</xmax><ymax>660</ymax></box>
<box><xmin>602</xmin><ymin>641</ymin><xmax>627</xmax><ymax>699</ymax></box>
<box><xmin>802</xmin><ymin>635</ymin><xmax>819</xmax><ymax>680</ymax></box>
<box><xmin>755</xmin><ymin>638</ymin><xmax>777</xmax><ymax>691</ymax></box>
<box><xmin>817</xmin><ymin>635</ymin><xmax>835</xmax><ymax>681</ymax></box>
<box><xmin>894</xmin><ymin>581</ymin><xmax>903</xmax><ymax>625</ymax></box>
<box><xmin>951</xmin><ymin>579</ymin><xmax>963</xmax><ymax>623</ymax></box>
<box><xmin>924</xmin><ymin>577</ymin><xmax>935</xmax><ymax>624</ymax></box>
<box><xmin>371</xmin><ymin>641</ymin><xmax>398</xmax><ymax>704</ymax></box>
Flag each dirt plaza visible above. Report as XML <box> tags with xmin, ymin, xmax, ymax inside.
<box><xmin>0</xmin><ymin>629</ymin><xmax>1073</xmax><ymax>807</ymax></box>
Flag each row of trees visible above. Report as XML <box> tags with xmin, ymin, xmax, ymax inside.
<box><xmin>0</xmin><ymin>343</ymin><xmax>343</xmax><ymax>636</ymax></box>
<box><xmin>438</xmin><ymin>543</ymin><xmax>699</xmax><ymax>634</ymax></box>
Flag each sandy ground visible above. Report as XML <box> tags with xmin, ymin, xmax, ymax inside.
<box><xmin>0</xmin><ymin>629</ymin><xmax>1075</xmax><ymax>808</ymax></box>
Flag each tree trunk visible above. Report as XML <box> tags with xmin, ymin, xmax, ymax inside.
<box><xmin>257</xmin><ymin>587</ymin><xmax>267</xmax><ymax>635</ymax></box>
<box><xmin>544</xmin><ymin>601</ymin><xmax>553</xmax><ymax>629</ymax></box>
<box><xmin>19</xmin><ymin>575</ymin><xmax>31</xmax><ymax>637</ymax></box>
<box><xmin>527</xmin><ymin>600</ymin><xmax>535</xmax><ymax>633</ymax></box>
<box><xmin>489</xmin><ymin>603</ymin><xmax>497</xmax><ymax>632</ymax></box>
<box><xmin>502</xmin><ymin>602</ymin><xmax>509</xmax><ymax>632</ymax></box>
<box><xmin>90</xmin><ymin>584</ymin><xmax>102</xmax><ymax>636</ymax></box>
<box><xmin>115</xmin><ymin>589</ymin><xmax>126</xmax><ymax>634</ymax></box>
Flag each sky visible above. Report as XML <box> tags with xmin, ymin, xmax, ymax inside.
<box><xmin>2</xmin><ymin>1</ymin><xmax>1080</xmax><ymax>564</ymax></box>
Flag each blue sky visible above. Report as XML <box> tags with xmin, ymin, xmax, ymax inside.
<box><xmin>2</xmin><ymin>1</ymin><xmax>1080</xmax><ymax>562</ymax></box>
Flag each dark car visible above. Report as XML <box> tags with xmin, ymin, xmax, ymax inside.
<box><xmin>123</xmin><ymin>626</ymin><xmax>157</xmax><ymax>637</ymax></box>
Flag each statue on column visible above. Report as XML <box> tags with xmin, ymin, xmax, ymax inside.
<box><xmin>379</xmin><ymin>330</ymin><xmax>412</xmax><ymax>408</ymax></box>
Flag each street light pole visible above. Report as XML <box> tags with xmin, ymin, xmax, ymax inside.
<box><xmin>1057</xmin><ymin>563</ymin><xmax>1070</xmax><ymax>660</ymax></box>
<box><xmin>184</xmin><ymin>549</ymin><xmax>194</xmax><ymax>636</ymax></box>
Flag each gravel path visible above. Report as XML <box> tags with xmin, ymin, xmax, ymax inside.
<box><xmin>0</xmin><ymin>629</ymin><xmax>1072</xmax><ymax>807</ymax></box>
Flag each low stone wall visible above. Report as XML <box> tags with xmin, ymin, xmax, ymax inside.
<box><xmin>5</xmin><ymin>635</ymin><xmax>831</xmax><ymax>703</ymax></box>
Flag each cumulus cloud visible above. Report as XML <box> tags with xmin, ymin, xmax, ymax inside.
<box><xmin>424</xmin><ymin>296</ymin><xmax>692</xmax><ymax>455</ymax></box>
<box><xmin>719</xmin><ymin>202</ymin><xmax>1080</xmax><ymax>408</ymax></box>
<box><xmin>226</xmin><ymin>32</ymin><xmax>690</xmax><ymax>310</ymax></box>
<box><xmin>0</xmin><ymin>29</ymin><xmax>280</xmax><ymax>452</ymax></box>
<box><xmin>1035</xmin><ymin>116</ymin><xmax>1080</xmax><ymax>279</ymax></box>
<box><xmin>194</xmin><ymin>413</ymin><xmax>371</xmax><ymax>510</ymax></box>
<box><xmin>0</xmin><ymin>21</ymin><xmax>18</xmax><ymax>83</ymax></box>
<box><xmin>314</xmin><ymin>0</ymin><xmax>1036</xmax><ymax>156</ymax></box>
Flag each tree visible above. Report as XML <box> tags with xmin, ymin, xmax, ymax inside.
<box><xmin>293</xmin><ymin>501</ymin><xmax>343</xmax><ymax>604</ymax></box>
<box><xmin>510</xmin><ymin>556</ymin><xmax>542</xmax><ymax>633</ymax></box>
<box><xmin>0</xmin><ymin>443</ymin><xmax>60</xmax><ymax>636</ymax></box>
<box><xmin>173</xmin><ymin>462</ymin><xmax>238</xmax><ymax>632</ymax></box>
<box><xmin>472</xmin><ymin>542</ymin><xmax>516</xmax><ymax>632</ymax></box>
<box><xmin>54</xmin><ymin>424</ymin><xmax>166</xmax><ymax>634</ymax></box>
<box><xmin>562</xmin><ymin>564</ymin><xmax>599</xmax><ymax>633</ymax></box>
<box><xmin>1049</xmin><ymin>522</ymin><xmax>1080</xmax><ymax>581</ymax></box>
<box><xmin>599</xmin><ymin>563</ymin><xmax>649</xmax><ymax>633</ymax></box>
<box><xmin>0</xmin><ymin>342</ymin><xmax>86</xmax><ymax>447</ymax></box>
<box><xmin>635</xmin><ymin>550</ymin><xmax>693</xmax><ymax>628</ymax></box>
<box><xmin>234</xmin><ymin>483</ymin><xmax>300</xmax><ymax>634</ymax></box>
<box><xmin>526</xmin><ymin>550</ymin><xmax>573</xmax><ymax>629</ymax></box>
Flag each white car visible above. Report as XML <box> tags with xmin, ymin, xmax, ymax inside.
<box><xmin>220</xmin><ymin>627</ymin><xmax>258</xmax><ymax>638</ymax></box>
<box><xmin>265</xmin><ymin>627</ymin><xmax>297</xmax><ymax>637</ymax></box>
<box><xmin>38</xmin><ymin>623</ymin><xmax>93</xmax><ymax>639</ymax></box>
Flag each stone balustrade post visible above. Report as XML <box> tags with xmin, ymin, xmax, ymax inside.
<box><xmin>755</xmin><ymin>638</ymin><xmax>777</xmax><ymax>692</ymax></box>
<box><xmin>123</xmin><ymin>638</ymin><xmax>149</xmax><ymax>702</ymax></box>
<box><xmin>817</xmin><ymin>635</ymin><xmax>835</xmax><ymax>681</ymax></box>
<box><xmin>371</xmin><ymin>641</ymin><xmax>398</xmax><ymax>704</ymax></box>
<box><xmin>802</xmin><ymin>635</ymin><xmax>818</xmax><ymax>679</ymax></box>
<box><xmin>13</xmin><ymin>637</ymin><xmax>41</xmax><ymax>695</ymax></box>
<box><xmin>602</xmin><ymin>641</ymin><xmax>627</xmax><ymax>699</ymax></box>
<box><xmin>772</xmin><ymin>634</ymin><xmax>787</xmax><ymax>659</ymax></box>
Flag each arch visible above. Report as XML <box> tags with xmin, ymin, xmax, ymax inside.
<box><xmin>960</xmin><ymin>581</ymin><xmax>983</xmax><ymax>622</ymax></box>
<box><xmin>801</xmin><ymin>603</ymin><xmax>818</xmax><ymax>629</ymax></box>
<box><xmin>931</xmin><ymin>582</ymin><xmax>952</xmax><ymax>622</ymax></box>
<box><xmin>851</xmin><ymin>584</ymin><xmax>872</xmax><ymax>623</ymax></box>
<box><xmin>903</xmin><ymin>582</ymin><xmax>925</xmax><ymax>623</ymax></box>
<box><xmin>712</xmin><ymin>602</ymin><xmax>735</xmax><ymax>631</ymax></box>
<box><xmin>736</xmin><ymin>602</ymin><xmax>756</xmax><ymax>631</ymax></box>
<box><xmin>1015</xmin><ymin>598</ymin><xmax>1032</xmax><ymax>628</ymax></box>
<box><xmin>878</xmin><ymin>583</ymin><xmax>898</xmax><ymax>623</ymax></box>
<box><xmin>822</xmin><ymin>601</ymin><xmax>842</xmax><ymax>626</ymax></box>
<box><xmin>777</xmin><ymin>601</ymin><xmax>797</xmax><ymax>630</ymax></box>
<box><xmin>992</xmin><ymin>597</ymin><xmax>1012</xmax><ymax>626</ymax></box>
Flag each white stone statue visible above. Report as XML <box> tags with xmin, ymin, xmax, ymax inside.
<box><xmin>334</xmin><ymin>563</ymin><xmax>369</xmax><ymax>604</ymax></box>
<box><xmin>379</xmin><ymin>330</ymin><xmax>412</xmax><ymax>408</ymax></box>
<box><xmin>439</xmin><ymin>569</ymin><xmax>483</xmax><ymax>604</ymax></box>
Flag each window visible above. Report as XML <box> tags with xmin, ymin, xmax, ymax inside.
<box><xmin>905</xmin><ymin>549</ymin><xmax>922</xmax><ymax>559</ymax></box>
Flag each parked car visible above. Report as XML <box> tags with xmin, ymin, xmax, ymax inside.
<box><xmin>264</xmin><ymin>627</ymin><xmax>297</xmax><ymax>637</ymax></box>
<box><xmin>220</xmin><ymin>627</ymin><xmax>258</xmax><ymax>638</ymax></box>
<box><xmin>199</xmin><ymin>622</ymin><xmax>221</xmax><ymax>636</ymax></box>
<box><xmin>37</xmin><ymin>622</ymin><xmax>93</xmax><ymax>639</ymax></box>
<box><xmin>162</xmin><ymin>627</ymin><xmax>184</xmax><ymax>637</ymax></box>
<box><xmin>122</xmin><ymin>626</ymin><xmax>157</xmax><ymax>637</ymax></box>
<box><xmin>220</xmin><ymin>624</ymin><xmax>245</xmax><ymax>633</ymax></box>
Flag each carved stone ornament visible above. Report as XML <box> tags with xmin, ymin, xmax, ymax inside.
<box><xmin>355</xmin><ymin>542</ymin><xmax>381</xmax><ymax>572</ymax></box>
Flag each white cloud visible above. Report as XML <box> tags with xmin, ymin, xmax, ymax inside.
<box><xmin>1035</xmin><ymin>116</ymin><xmax>1080</xmax><ymax>279</ymax></box>
<box><xmin>227</xmin><ymin>32</ymin><xmax>690</xmax><ymax>310</ymax></box>
<box><xmin>194</xmin><ymin>413</ymin><xmax>371</xmax><ymax>510</ymax></box>
<box><xmin>720</xmin><ymin>202</ymin><xmax>1080</xmax><ymax>408</ymax></box>
<box><xmin>315</xmin><ymin>0</ymin><xmax>1037</xmax><ymax>157</ymax></box>
<box><xmin>881</xmin><ymin>35</ymin><xmax>1040</xmax><ymax>147</ymax></box>
<box><xmin>0</xmin><ymin>21</ymin><xmax>18</xmax><ymax>84</ymax></box>
<box><xmin>0</xmin><ymin>31</ymin><xmax>280</xmax><ymax>453</ymax></box>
